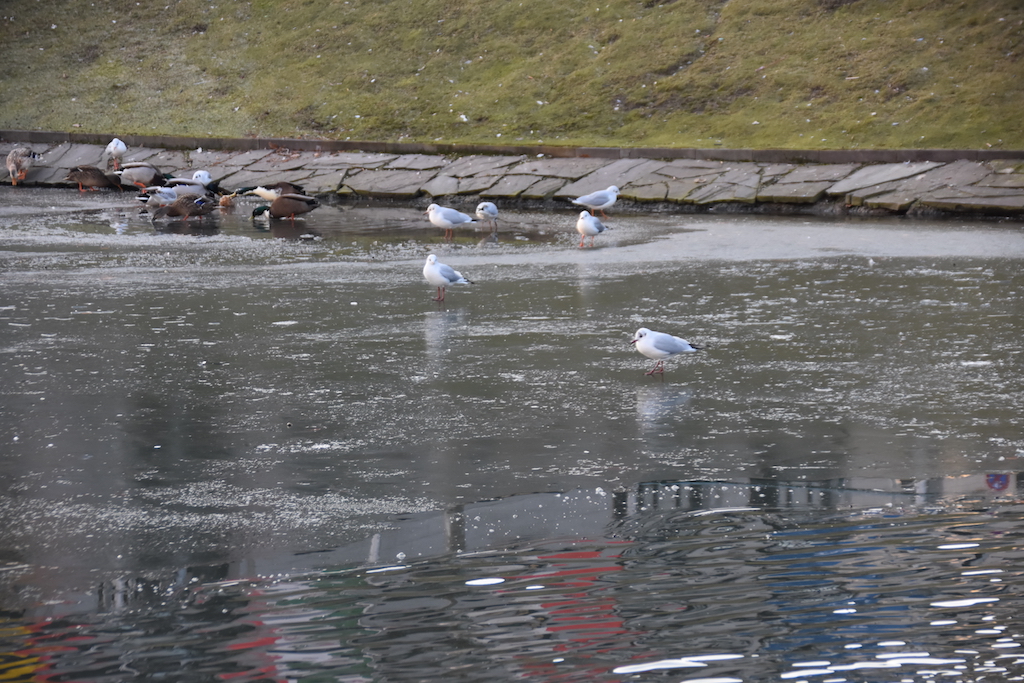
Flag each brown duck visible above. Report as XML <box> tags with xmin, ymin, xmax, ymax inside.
<box><xmin>6</xmin><ymin>147</ymin><xmax>41</xmax><ymax>185</ymax></box>
<box><xmin>251</xmin><ymin>193</ymin><xmax>320</xmax><ymax>221</ymax></box>
<box><xmin>64</xmin><ymin>165</ymin><xmax>125</xmax><ymax>192</ymax></box>
<box><xmin>151</xmin><ymin>193</ymin><xmax>217</xmax><ymax>222</ymax></box>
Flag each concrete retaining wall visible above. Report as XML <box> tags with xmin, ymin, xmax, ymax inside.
<box><xmin>4</xmin><ymin>130</ymin><xmax>1023</xmax><ymax>218</ymax></box>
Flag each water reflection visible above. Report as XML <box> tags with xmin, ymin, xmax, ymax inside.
<box><xmin>3</xmin><ymin>485</ymin><xmax>1022</xmax><ymax>682</ymax></box>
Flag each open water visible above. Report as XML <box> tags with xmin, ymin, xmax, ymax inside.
<box><xmin>1</xmin><ymin>187</ymin><xmax>1023</xmax><ymax>681</ymax></box>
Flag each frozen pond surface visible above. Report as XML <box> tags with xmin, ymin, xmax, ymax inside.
<box><xmin>1</xmin><ymin>187</ymin><xmax>1023</xmax><ymax>681</ymax></box>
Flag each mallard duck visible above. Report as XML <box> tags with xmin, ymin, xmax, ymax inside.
<box><xmin>150</xmin><ymin>193</ymin><xmax>216</xmax><ymax>222</ymax></box>
<box><xmin>104</xmin><ymin>138</ymin><xmax>127</xmax><ymax>170</ymax></box>
<box><xmin>65</xmin><ymin>165</ymin><xmax>124</xmax><ymax>192</ymax></box>
<box><xmin>236</xmin><ymin>181</ymin><xmax>306</xmax><ymax>197</ymax></box>
<box><xmin>6</xmin><ymin>147</ymin><xmax>41</xmax><ymax>185</ymax></box>
<box><xmin>117</xmin><ymin>161</ymin><xmax>167</xmax><ymax>188</ymax></box>
<box><xmin>251</xmin><ymin>193</ymin><xmax>320</xmax><ymax>221</ymax></box>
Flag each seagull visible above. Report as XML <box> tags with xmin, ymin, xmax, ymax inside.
<box><xmin>475</xmin><ymin>201</ymin><xmax>499</xmax><ymax>231</ymax></box>
<box><xmin>426</xmin><ymin>203</ymin><xmax>475</xmax><ymax>241</ymax></box>
<box><xmin>631</xmin><ymin>327</ymin><xmax>702</xmax><ymax>377</ymax></box>
<box><xmin>423</xmin><ymin>254</ymin><xmax>473</xmax><ymax>302</ymax></box>
<box><xmin>141</xmin><ymin>187</ymin><xmax>178</xmax><ymax>208</ymax></box>
<box><xmin>104</xmin><ymin>138</ymin><xmax>127</xmax><ymax>171</ymax></box>
<box><xmin>572</xmin><ymin>185</ymin><xmax>619</xmax><ymax>218</ymax></box>
<box><xmin>575</xmin><ymin>210</ymin><xmax>607</xmax><ymax>248</ymax></box>
<box><xmin>152</xmin><ymin>170</ymin><xmax>218</xmax><ymax>199</ymax></box>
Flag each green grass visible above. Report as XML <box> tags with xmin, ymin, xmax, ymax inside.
<box><xmin>1</xmin><ymin>0</ymin><xmax>1021</xmax><ymax>149</ymax></box>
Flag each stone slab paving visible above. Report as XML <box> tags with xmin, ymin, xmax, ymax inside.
<box><xmin>2</xmin><ymin>139</ymin><xmax>1023</xmax><ymax>217</ymax></box>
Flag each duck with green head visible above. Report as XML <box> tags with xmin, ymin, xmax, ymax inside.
<box><xmin>250</xmin><ymin>192</ymin><xmax>320</xmax><ymax>221</ymax></box>
<box><xmin>150</xmin><ymin>193</ymin><xmax>217</xmax><ymax>222</ymax></box>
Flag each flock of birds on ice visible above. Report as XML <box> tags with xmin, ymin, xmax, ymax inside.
<box><xmin>5</xmin><ymin>139</ymin><xmax>701</xmax><ymax>376</ymax></box>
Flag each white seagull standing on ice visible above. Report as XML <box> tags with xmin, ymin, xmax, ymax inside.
<box><xmin>572</xmin><ymin>185</ymin><xmax>619</xmax><ymax>218</ymax></box>
<box><xmin>425</xmin><ymin>203</ymin><xmax>475</xmax><ymax>241</ymax></box>
<box><xmin>104</xmin><ymin>138</ymin><xmax>127</xmax><ymax>171</ymax></box>
<box><xmin>575</xmin><ymin>210</ymin><xmax>607</xmax><ymax>248</ymax></box>
<box><xmin>475</xmin><ymin>201</ymin><xmax>499</xmax><ymax>231</ymax></box>
<box><xmin>631</xmin><ymin>327</ymin><xmax>702</xmax><ymax>377</ymax></box>
<box><xmin>423</xmin><ymin>254</ymin><xmax>473</xmax><ymax>302</ymax></box>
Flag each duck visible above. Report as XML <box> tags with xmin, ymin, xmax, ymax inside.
<box><xmin>117</xmin><ymin>161</ymin><xmax>168</xmax><ymax>188</ymax></box>
<box><xmin>104</xmin><ymin>138</ymin><xmax>127</xmax><ymax>171</ymax></box>
<box><xmin>575</xmin><ymin>210</ymin><xmax>608</xmax><ymax>248</ymax></box>
<box><xmin>64</xmin><ymin>165</ymin><xmax>125</xmax><ymax>192</ymax></box>
<box><xmin>150</xmin><ymin>193</ymin><xmax>217</xmax><ymax>222</ymax></box>
<box><xmin>251</xmin><ymin>193</ymin><xmax>320</xmax><ymax>221</ymax></box>
<box><xmin>6</xmin><ymin>147</ymin><xmax>41</xmax><ymax>186</ymax></box>
<box><xmin>572</xmin><ymin>185</ymin><xmax>620</xmax><ymax>218</ymax></box>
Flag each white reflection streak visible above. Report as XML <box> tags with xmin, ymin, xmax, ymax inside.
<box><xmin>782</xmin><ymin>654</ymin><xmax>969</xmax><ymax>679</ymax></box>
<box><xmin>931</xmin><ymin>597</ymin><xmax>999</xmax><ymax>607</ymax></box>
<box><xmin>613</xmin><ymin>654</ymin><xmax>743</xmax><ymax>674</ymax></box>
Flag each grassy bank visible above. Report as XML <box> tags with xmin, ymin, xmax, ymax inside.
<box><xmin>1</xmin><ymin>0</ymin><xmax>1021</xmax><ymax>150</ymax></box>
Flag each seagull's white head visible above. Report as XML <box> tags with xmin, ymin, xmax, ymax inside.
<box><xmin>425</xmin><ymin>254</ymin><xmax>437</xmax><ymax>265</ymax></box>
<box><xmin>608</xmin><ymin>185</ymin><xmax>620</xmax><ymax>195</ymax></box>
<box><xmin>631</xmin><ymin>328</ymin><xmax>650</xmax><ymax>345</ymax></box>
<box><xmin>425</xmin><ymin>203</ymin><xmax>439</xmax><ymax>214</ymax></box>
<box><xmin>192</xmin><ymin>170</ymin><xmax>213</xmax><ymax>186</ymax></box>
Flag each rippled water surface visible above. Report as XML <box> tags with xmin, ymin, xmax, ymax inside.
<box><xmin>1</xmin><ymin>187</ymin><xmax>1023</xmax><ymax>681</ymax></box>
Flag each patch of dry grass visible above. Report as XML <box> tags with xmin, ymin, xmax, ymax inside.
<box><xmin>1</xmin><ymin>0</ymin><xmax>1020</xmax><ymax>149</ymax></box>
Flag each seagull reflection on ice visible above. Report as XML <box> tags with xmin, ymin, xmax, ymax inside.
<box><xmin>635</xmin><ymin>385</ymin><xmax>695</xmax><ymax>434</ymax></box>
<box><xmin>424</xmin><ymin>309</ymin><xmax>468</xmax><ymax>371</ymax></box>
